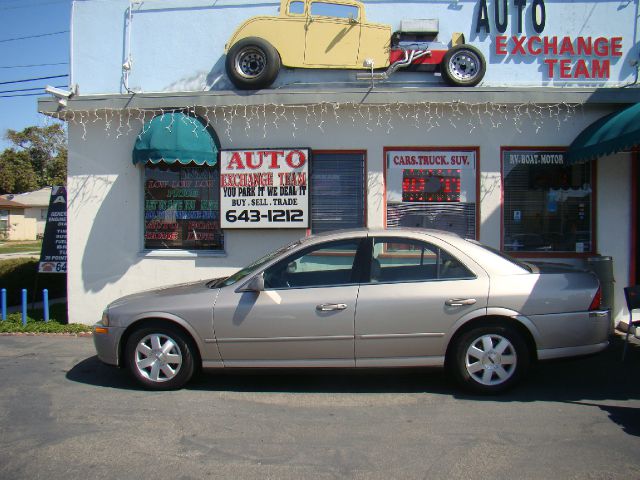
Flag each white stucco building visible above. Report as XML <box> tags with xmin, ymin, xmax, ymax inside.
<box><xmin>39</xmin><ymin>0</ymin><xmax>640</xmax><ymax>326</ymax></box>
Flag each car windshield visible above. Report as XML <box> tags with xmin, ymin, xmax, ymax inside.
<box><xmin>210</xmin><ymin>240</ymin><xmax>303</xmax><ymax>288</ymax></box>
<box><xmin>467</xmin><ymin>240</ymin><xmax>533</xmax><ymax>273</ymax></box>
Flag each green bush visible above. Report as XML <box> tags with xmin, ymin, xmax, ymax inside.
<box><xmin>0</xmin><ymin>303</ymin><xmax>91</xmax><ymax>334</ymax></box>
<box><xmin>0</xmin><ymin>258</ymin><xmax>66</xmax><ymax>306</ymax></box>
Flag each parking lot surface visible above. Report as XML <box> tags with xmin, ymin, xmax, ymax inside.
<box><xmin>0</xmin><ymin>334</ymin><xmax>638</xmax><ymax>479</ymax></box>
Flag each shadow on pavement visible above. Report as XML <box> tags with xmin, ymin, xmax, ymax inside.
<box><xmin>67</xmin><ymin>335</ymin><xmax>640</xmax><ymax>433</ymax></box>
<box><xmin>66</xmin><ymin>356</ymin><xmax>139</xmax><ymax>391</ymax></box>
<box><xmin>66</xmin><ymin>355</ymin><xmax>451</xmax><ymax>394</ymax></box>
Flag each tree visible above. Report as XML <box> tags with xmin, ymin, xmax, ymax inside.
<box><xmin>0</xmin><ymin>124</ymin><xmax>67</xmax><ymax>194</ymax></box>
<box><xmin>0</xmin><ymin>149</ymin><xmax>39</xmax><ymax>194</ymax></box>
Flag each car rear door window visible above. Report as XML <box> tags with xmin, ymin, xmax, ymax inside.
<box><xmin>370</xmin><ymin>238</ymin><xmax>473</xmax><ymax>283</ymax></box>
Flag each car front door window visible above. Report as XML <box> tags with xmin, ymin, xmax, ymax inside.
<box><xmin>309</xmin><ymin>1</ymin><xmax>359</xmax><ymax>19</ymax></box>
<box><xmin>288</xmin><ymin>1</ymin><xmax>304</xmax><ymax>14</ymax></box>
<box><xmin>264</xmin><ymin>239</ymin><xmax>362</xmax><ymax>289</ymax></box>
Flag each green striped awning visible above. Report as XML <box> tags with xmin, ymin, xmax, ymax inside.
<box><xmin>132</xmin><ymin>112</ymin><xmax>218</xmax><ymax>166</ymax></box>
<box><xmin>567</xmin><ymin>103</ymin><xmax>640</xmax><ymax>164</ymax></box>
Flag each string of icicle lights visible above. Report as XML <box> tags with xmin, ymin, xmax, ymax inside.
<box><xmin>44</xmin><ymin>101</ymin><xmax>581</xmax><ymax>142</ymax></box>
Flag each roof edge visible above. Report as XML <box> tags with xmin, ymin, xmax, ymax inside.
<box><xmin>38</xmin><ymin>86</ymin><xmax>640</xmax><ymax>118</ymax></box>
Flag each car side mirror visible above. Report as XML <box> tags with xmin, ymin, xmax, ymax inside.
<box><xmin>237</xmin><ymin>273</ymin><xmax>265</xmax><ymax>293</ymax></box>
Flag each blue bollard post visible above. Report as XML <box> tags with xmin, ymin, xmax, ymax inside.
<box><xmin>1</xmin><ymin>288</ymin><xmax>6</xmax><ymax>321</ymax></box>
<box><xmin>21</xmin><ymin>289</ymin><xmax>27</xmax><ymax>327</ymax></box>
<box><xmin>43</xmin><ymin>289</ymin><xmax>49</xmax><ymax>323</ymax></box>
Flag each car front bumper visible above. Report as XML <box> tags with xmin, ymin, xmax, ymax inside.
<box><xmin>93</xmin><ymin>324</ymin><xmax>125</xmax><ymax>366</ymax></box>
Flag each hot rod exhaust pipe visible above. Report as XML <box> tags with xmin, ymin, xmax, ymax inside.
<box><xmin>355</xmin><ymin>49</ymin><xmax>431</xmax><ymax>81</ymax></box>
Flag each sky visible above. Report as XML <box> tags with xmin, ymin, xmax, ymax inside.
<box><xmin>0</xmin><ymin>0</ymin><xmax>71</xmax><ymax>150</ymax></box>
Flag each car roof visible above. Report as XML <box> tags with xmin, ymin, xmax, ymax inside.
<box><xmin>301</xmin><ymin>228</ymin><xmax>528</xmax><ymax>275</ymax></box>
<box><xmin>303</xmin><ymin>227</ymin><xmax>463</xmax><ymax>242</ymax></box>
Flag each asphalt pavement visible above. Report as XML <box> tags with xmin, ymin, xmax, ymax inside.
<box><xmin>0</xmin><ymin>333</ymin><xmax>638</xmax><ymax>480</ymax></box>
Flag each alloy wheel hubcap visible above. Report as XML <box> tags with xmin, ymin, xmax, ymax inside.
<box><xmin>134</xmin><ymin>333</ymin><xmax>183</xmax><ymax>382</ymax></box>
<box><xmin>465</xmin><ymin>334</ymin><xmax>517</xmax><ymax>386</ymax></box>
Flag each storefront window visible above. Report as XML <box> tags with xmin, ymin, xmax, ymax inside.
<box><xmin>385</xmin><ymin>148</ymin><xmax>478</xmax><ymax>239</ymax></box>
<box><xmin>311</xmin><ymin>152</ymin><xmax>365</xmax><ymax>233</ymax></box>
<box><xmin>502</xmin><ymin>149</ymin><xmax>593</xmax><ymax>254</ymax></box>
<box><xmin>144</xmin><ymin>164</ymin><xmax>223</xmax><ymax>251</ymax></box>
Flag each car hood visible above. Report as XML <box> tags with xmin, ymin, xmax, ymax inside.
<box><xmin>108</xmin><ymin>280</ymin><xmax>216</xmax><ymax>311</ymax></box>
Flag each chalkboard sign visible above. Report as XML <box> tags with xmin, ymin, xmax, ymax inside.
<box><xmin>38</xmin><ymin>186</ymin><xmax>67</xmax><ymax>273</ymax></box>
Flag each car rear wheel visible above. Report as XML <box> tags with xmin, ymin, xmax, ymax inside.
<box><xmin>125</xmin><ymin>324</ymin><xmax>195</xmax><ymax>390</ymax></box>
<box><xmin>449</xmin><ymin>324</ymin><xmax>530</xmax><ymax>394</ymax></box>
<box><xmin>226</xmin><ymin>37</ymin><xmax>281</xmax><ymax>90</ymax></box>
<box><xmin>441</xmin><ymin>44</ymin><xmax>486</xmax><ymax>87</ymax></box>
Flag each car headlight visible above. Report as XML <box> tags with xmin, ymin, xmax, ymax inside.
<box><xmin>100</xmin><ymin>310</ymin><xmax>110</xmax><ymax>327</ymax></box>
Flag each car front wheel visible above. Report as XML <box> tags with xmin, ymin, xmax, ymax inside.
<box><xmin>125</xmin><ymin>324</ymin><xmax>195</xmax><ymax>390</ymax></box>
<box><xmin>449</xmin><ymin>324</ymin><xmax>530</xmax><ymax>394</ymax></box>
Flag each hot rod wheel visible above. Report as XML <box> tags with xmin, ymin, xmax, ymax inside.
<box><xmin>441</xmin><ymin>44</ymin><xmax>486</xmax><ymax>87</ymax></box>
<box><xmin>226</xmin><ymin>37</ymin><xmax>282</xmax><ymax>90</ymax></box>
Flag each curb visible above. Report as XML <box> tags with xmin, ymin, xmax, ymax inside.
<box><xmin>0</xmin><ymin>331</ymin><xmax>93</xmax><ymax>337</ymax></box>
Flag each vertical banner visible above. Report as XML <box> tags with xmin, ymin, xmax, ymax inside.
<box><xmin>38</xmin><ymin>186</ymin><xmax>67</xmax><ymax>273</ymax></box>
<box><xmin>220</xmin><ymin>149</ymin><xmax>309</xmax><ymax>228</ymax></box>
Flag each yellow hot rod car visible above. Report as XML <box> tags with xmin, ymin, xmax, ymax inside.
<box><xmin>224</xmin><ymin>0</ymin><xmax>486</xmax><ymax>89</ymax></box>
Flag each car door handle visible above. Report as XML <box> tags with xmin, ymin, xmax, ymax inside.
<box><xmin>316</xmin><ymin>303</ymin><xmax>348</xmax><ymax>312</ymax></box>
<box><xmin>445</xmin><ymin>298</ymin><xmax>477</xmax><ymax>307</ymax></box>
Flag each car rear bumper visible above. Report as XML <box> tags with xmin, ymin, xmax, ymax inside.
<box><xmin>528</xmin><ymin>309</ymin><xmax>612</xmax><ymax>352</ymax></box>
<box><xmin>537</xmin><ymin>340</ymin><xmax>609</xmax><ymax>360</ymax></box>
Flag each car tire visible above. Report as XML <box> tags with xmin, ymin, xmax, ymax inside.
<box><xmin>441</xmin><ymin>44</ymin><xmax>486</xmax><ymax>87</ymax></box>
<box><xmin>226</xmin><ymin>37</ymin><xmax>281</xmax><ymax>90</ymax></box>
<box><xmin>448</xmin><ymin>323</ymin><xmax>530</xmax><ymax>394</ymax></box>
<box><xmin>125</xmin><ymin>323</ymin><xmax>195</xmax><ymax>390</ymax></box>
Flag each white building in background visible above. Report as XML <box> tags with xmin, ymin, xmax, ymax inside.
<box><xmin>38</xmin><ymin>0</ymin><xmax>640</xmax><ymax>326</ymax></box>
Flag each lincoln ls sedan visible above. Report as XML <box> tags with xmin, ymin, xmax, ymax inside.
<box><xmin>93</xmin><ymin>228</ymin><xmax>612</xmax><ymax>394</ymax></box>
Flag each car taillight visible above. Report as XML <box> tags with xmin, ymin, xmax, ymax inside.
<box><xmin>589</xmin><ymin>286</ymin><xmax>602</xmax><ymax>311</ymax></box>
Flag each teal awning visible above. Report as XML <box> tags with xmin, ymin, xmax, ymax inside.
<box><xmin>567</xmin><ymin>103</ymin><xmax>640</xmax><ymax>164</ymax></box>
<box><xmin>132</xmin><ymin>112</ymin><xmax>218</xmax><ymax>166</ymax></box>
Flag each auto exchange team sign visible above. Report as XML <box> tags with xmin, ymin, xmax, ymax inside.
<box><xmin>475</xmin><ymin>0</ymin><xmax>623</xmax><ymax>80</ymax></box>
<box><xmin>220</xmin><ymin>149</ymin><xmax>309</xmax><ymax>229</ymax></box>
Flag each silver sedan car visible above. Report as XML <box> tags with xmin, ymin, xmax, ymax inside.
<box><xmin>93</xmin><ymin>228</ymin><xmax>612</xmax><ymax>394</ymax></box>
